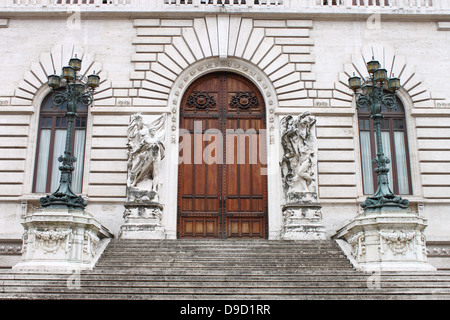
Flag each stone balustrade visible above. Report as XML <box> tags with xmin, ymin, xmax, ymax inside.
<box><xmin>0</xmin><ymin>0</ymin><xmax>449</xmax><ymax>13</ymax></box>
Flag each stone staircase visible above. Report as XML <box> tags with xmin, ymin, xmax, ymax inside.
<box><xmin>1</xmin><ymin>239</ymin><xmax>450</xmax><ymax>299</ymax></box>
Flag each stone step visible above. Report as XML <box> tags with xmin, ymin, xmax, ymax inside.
<box><xmin>104</xmin><ymin>244</ymin><xmax>339</xmax><ymax>250</ymax></box>
<box><xmin>101</xmin><ymin>244</ymin><xmax>344</xmax><ymax>250</ymax></box>
<box><xmin>104</xmin><ymin>247</ymin><xmax>341</xmax><ymax>251</ymax></box>
<box><xmin>102</xmin><ymin>245</ymin><xmax>343</xmax><ymax>250</ymax></box>
<box><xmin>100</xmin><ymin>252</ymin><xmax>346</xmax><ymax>259</ymax></box>
<box><xmin>106</xmin><ymin>239</ymin><xmax>333</xmax><ymax>244</ymax></box>
<box><xmin>0</xmin><ymin>269</ymin><xmax>368</xmax><ymax>277</ymax></box>
<box><xmin>92</xmin><ymin>265</ymin><xmax>355</xmax><ymax>270</ymax></box>
<box><xmin>2</xmin><ymin>285</ymin><xmax>450</xmax><ymax>296</ymax></box>
<box><xmin>2</xmin><ymin>271</ymin><xmax>450</xmax><ymax>281</ymax></box>
<box><xmin>102</xmin><ymin>249</ymin><xmax>343</xmax><ymax>255</ymax></box>
<box><xmin>98</xmin><ymin>250</ymin><xmax>348</xmax><ymax>257</ymax></box>
<box><xmin>2</xmin><ymin>293</ymin><xmax>450</xmax><ymax>300</ymax></box>
<box><xmin>2</xmin><ymin>278</ymin><xmax>450</xmax><ymax>289</ymax></box>
<box><xmin>94</xmin><ymin>254</ymin><xmax>349</xmax><ymax>264</ymax></box>
<box><xmin>95</xmin><ymin>256</ymin><xmax>351</xmax><ymax>263</ymax></box>
<box><xmin>4</xmin><ymin>238</ymin><xmax>449</xmax><ymax>300</ymax></box>
<box><xmin>104</xmin><ymin>241</ymin><xmax>338</xmax><ymax>249</ymax></box>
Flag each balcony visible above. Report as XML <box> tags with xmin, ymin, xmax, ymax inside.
<box><xmin>0</xmin><ymin>0</ymin><xmax>449</xmax><ymax>15</ymax></box>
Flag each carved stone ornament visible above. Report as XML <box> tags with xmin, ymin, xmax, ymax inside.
<box><xmin>34</xmin><ymin>228</ymin><xmax>72</xmax><ymax>254</ymax></box>
<box><xmin>0</xmin><ymin>242</ymin><xmax>22</xmax><ymax>255</ymax></box>
<box><xmin>334</xmin><ymin>207</ymin><xmax>436</xmax><ymax>272</ymax></box>
<box><xmin>229</xmin><ymin>92</ymin><xmax>259</xmax><ymax>110</ymax></box>
<box><xmin>280</xmin><ymin>112</ymin><xmax>318</xmax><ymax>199</ymax></box>
<box><xmin>427</xmin><ymin>245</ymin><xmax>450</xmax><ymax>256</ymax></box>
<box><xmin>347</xmin><ymin>231</ymin><xmax>366</xmax><ymax>259</ymax></box>
<box><xmin>378</xmin><ymin>230</ymin><xmax>416</xmax><ymax>256</ymax></box>
<box><xmin>123</xmin><ymin>203</ymin><xmax>163</xmax><ymax>220</ymax></box>
<box><xmin>279</xmin><ymin>112</ymin><xmax>326</xmax><ymax>241</ymax></box>
<box><xmin>22</xmin><ymin>227</ymin><xmax>69</xmax><ymax>256</ymax></box>
<box><xmin>13</xmin><ymin>208</ymin><xmax>113</xmax><ymax>272</ymax></box>
<box><xmin>121</xmin><ymin>112</ymin><xmax>167</xmax><ymax>239</ymax></box>
<box><xmin>119</xmin><ymin>201</ymin><xmax>165</xmax><ymax>239</ymax></box>
<box><xmin>83</xmin><ymin>229</ymin><xmax>100</xmax><ymax>258</ymax></box>
<box><xmin>186</xmin><ymin>91</ymin><xmax>216</xmax><ymax>109</ymax></box>
<box><xmin>126</xmin><ymin>113</ymin><xmax>166</xmax><ymax>197</ymax></box>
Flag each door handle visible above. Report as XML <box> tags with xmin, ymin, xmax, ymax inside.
<box><xmin>219</xmin><ymin>196</ymin><xmax>226</xmax><ymax>209</ymax></box>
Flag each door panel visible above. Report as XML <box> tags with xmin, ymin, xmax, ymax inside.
<box><xmin>178</xmin><ymin>72</ymin><xmax>267</xmax><ymax>239</ymax></box>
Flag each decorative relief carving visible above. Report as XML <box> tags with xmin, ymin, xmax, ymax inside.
<box><xmin>427</xmin><ymin>246</ymin><xmax>450</xmax><ymax>256</ymax></box>
<box><xmin>186</xmin><ymin>91</ymin><xmax>216</xmax><ymax>110</ymax></box>
<box><xmin>229</xmin><ymin>92</ymin><xmax>259</xmax><ymax>110</ymax></box>
<box><xmin>279</xmin><ymin>113</ymin><xmax>325</xmax><ymax>240</ymax></box>
<box><xmin>126</xmin><ymin>113</ymin><xmax>166</xmax><ymax>197</ymax></box>
<box><xmin>123</xmin><ymin>205</ymin><xmax>162</xmax><ymax>220</ymax></box>
<box><xmin>121</xmin><ymin>112</ymin><xmax>167</xmax><ymax>239</ymax></box>
<box><xmin>15</xmin><ymin>208</ymin><xmax>113</xmax><ymax>271</ymax></box>
<box><xmin>33</xmin><ymin>228</ymin><xmax>72</xmax><ymax>254</ymax></box>
<box><xmin>282</xmin><ymin>205</ymin><xmax>322</xmax><ymax>224</ymax></box>
<box><xmin>378</xmin><ymin>230</ymin><xmax>416</xmax><ymax>256</ymax></box>
<box><xmin>0</xmin><ymin>242</ymin><xmax>22</xmax><ymax>255</ymax></box>
<box><xmin>436</xmin><ymin>101</ymin><xmax>450</xmax><ymax>108</ymax></box>
<box><xmin>347</xmin><ymin>232</ymin><xmax>366</xmax><ymax>259</ymax></box>
<box><xmin>83</xmin><ymin>229</ymin><xmax>99</xmax><ymax>258</ymax></box>
<box><xmin>170</xmin><ymin>58</ymin><xmax>276</xmax><ymax>144</ymax></box>
<box><xmin>116</xmin><ymin>98</ymin><xmax>131</xmax><ymax>107</ymax></box>
<box><xmin>280</xmin><ymin>112</ymin><xmax>318</xmax><ymax>199</ymax></box>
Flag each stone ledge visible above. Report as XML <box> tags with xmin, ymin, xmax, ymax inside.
<box><xmin>427</xmin><ymin>241</ymin><xmax>450</xmax><ymax>257</ymax></box>
<box><xmin>0</xmin><ymin>239</ymin><xmax>22</xmax><ymax>255</ymax></box>
<box><xmin>437</xmin><ymin>21</ymin><xmax>450</xmax><ymax>30</ymax></box>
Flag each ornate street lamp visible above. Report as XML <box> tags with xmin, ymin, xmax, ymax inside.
<box><xmin>349</xmin><ymin>58</ymin><xmax>409</xmax><ymax>211</ymax></box>
<box><xmin>39</xmin><ymin>57</ymin><xmax>100</xmax><ymax>210</ymax></box>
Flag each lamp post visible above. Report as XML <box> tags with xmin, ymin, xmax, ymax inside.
<box><xmin>349</xmin><ymin>58</ymin><xmax>409</xmax><ymax>211</ymax></box>
<box><xmin>39</xmin><ymin>56</ymin><xmax>100</xmax><ymax>210</ymax></box>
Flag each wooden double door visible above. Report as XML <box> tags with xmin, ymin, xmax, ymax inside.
<box><xmin>177</xmin><ymin>72</ymin><xmax>268</xmax><ymax>239</ymax></box>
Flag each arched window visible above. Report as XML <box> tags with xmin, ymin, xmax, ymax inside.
<box><xmin>358</xmin><ymin>95</ymin><xmax>412</xmax><ymax>195</ymax></box>
<box><xmin>33</xmin><ymin>91</ymin><xmax>87</xmax><ymax>194</ymax></box>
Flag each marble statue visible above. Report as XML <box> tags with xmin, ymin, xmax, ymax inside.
<box><xmin>120</xmin><ymin>113</ymin><xmax>167</xmax><ymax>239</ymax></box>
<box><xmin>126</xmin><ymin>113</ymin><xmax>166</xmax><ymax>194</ymax></box>
<box><xmin>280</xmin><ymin>111</ymin><xmax>317</xmax><ymax>199</ymax></box>
<box><xmin>279</xmin><ymin>112</ymin><xmax>325</xmax><ymax>240</ymax></box>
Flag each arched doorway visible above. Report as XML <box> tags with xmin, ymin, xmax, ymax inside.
<box><xmin>177</xmin><ymin>72</ymin><xmax>268</xmax><ymax>239</ymax></box>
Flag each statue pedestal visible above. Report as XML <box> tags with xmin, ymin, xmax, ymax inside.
<box><xmin>281</xmin><ymin>193</ymin><xmax>326</xmax><ymax>241</ymax></box>
<box><xmin>13</xmin><ymin>208</ymin><xmax>113</xmax><ymax>272</ymax></box>
<box><xmin>334</xmin><ymin>207</ymin><xmax>436</xmax><ymax>272</ymax></box>
<box><xmin>119</xmin><ymin>201</ymin><xmax>165</xmax><ymax>239</ymax></box>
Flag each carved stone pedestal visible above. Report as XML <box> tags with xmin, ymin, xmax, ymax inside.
<box><xmin>13</xmin><ymin>208</ymin><xmax>112</xmax><ymax>272</ymax></box>
<box><xmin>334</xmin><ymin>207</ymin><xmax>436</xmax><ymax>272</ymax></box>
<box><xmin>119</xmin><ymin>199</ymin><xmax>165</xmax><ymax>239</ymax></box>
<box><xmin>281</xmin><ymin>192</ymin><xmax>326</xmax><ymax>241</ymax></box>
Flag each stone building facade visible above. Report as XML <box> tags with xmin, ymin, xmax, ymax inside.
<box><xmin>0</xmin><ymin>0</ymin><xmax>449</xmax><ymax>269</ymax></box>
